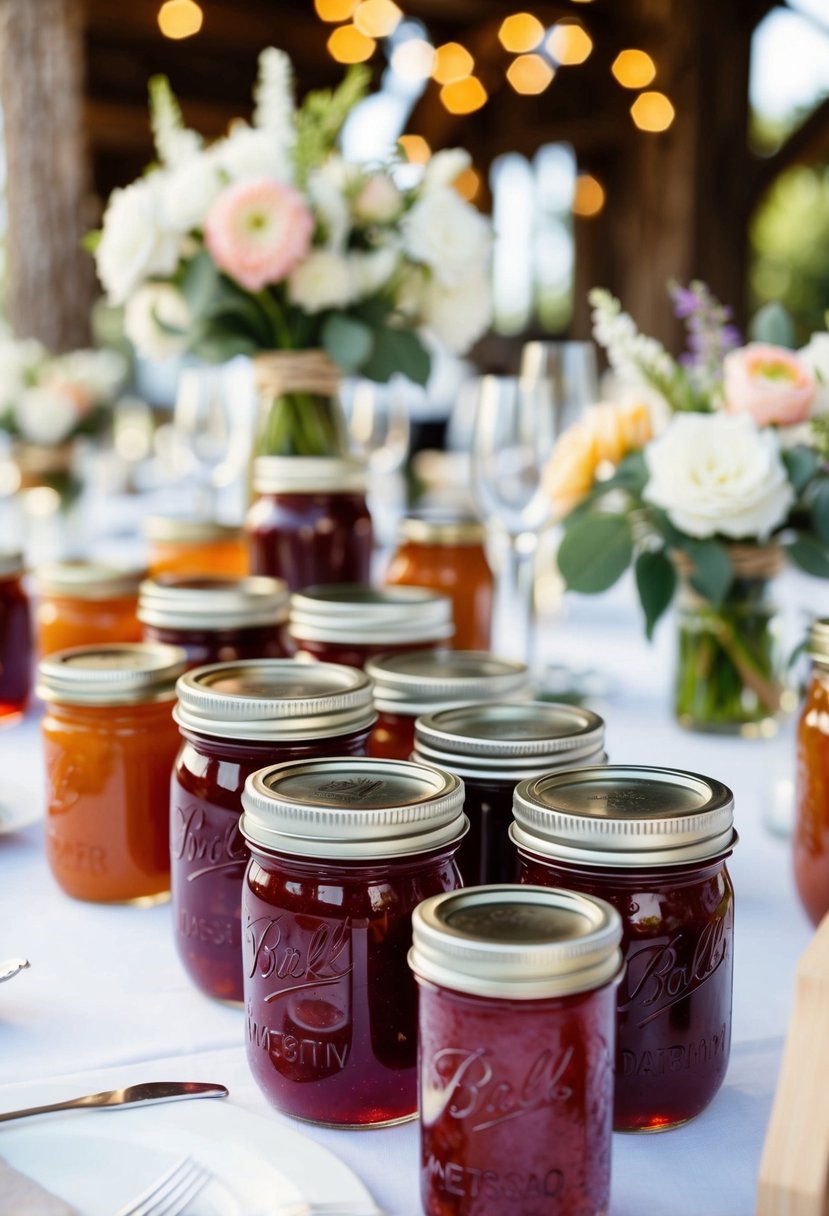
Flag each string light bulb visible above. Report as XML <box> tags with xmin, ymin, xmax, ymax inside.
<box><xmin>612</xmin><ymin>49</ymin><xmax>657</xmax><ymax>89</ymax></box>
<box><xmin>440</xmin><ymin>77</ymin><xmax>488</xmax><ymax>114</ymax></box>
<box><xmin>432</xmin><ymin>42</ymin><xmax>474</xmax><ymax>85</ymax></box>
<box><xmin>158</xmin><ymin>0</ymin><xmax>203</xmax><ymax>39</ymax></box>
<box><xmin>573</xmin><ymin>174</ymin><xmax>605</xmax><ymax>216</ymax></box>
<box><xmin>507</xmin><ymin>54</ymin><xmax>554</xmax><ymax>94</ymax></box>
<box><xmin>498</xmin><ymin>13</ymin><xmax>544</xmax><ymax>53</ymax></box>
<box><xmin>631</xmin><ymin>91</ymin><xmax>675</xmax><ymax>131</ymax></box>
<box><xmin>327</xmin><ymin>23</ymin><xmax>376</xmax><ymax>63</ymax></box>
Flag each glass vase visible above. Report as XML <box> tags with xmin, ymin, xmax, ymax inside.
<box><xmin>253</xmin><ymin>350</ymin><xmax>348</xmax><ymax>458</ymax></box>
<box><xmin>674</xmin><ymin>549</ymin><xmax>784</xmax><ymax>737</ymax></box>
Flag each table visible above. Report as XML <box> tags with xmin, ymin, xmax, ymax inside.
<box><xmin>0</xmin><ymin>572</ymin><xmax>816</xmax><ymax>1216</ymax></box>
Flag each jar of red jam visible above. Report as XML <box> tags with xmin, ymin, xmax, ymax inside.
<box><xmin>37</xmin><ymin>643</ymin><xmax>186</xmax><ymax>904</ymax></box>
<box><xmin>171</xmin><ymin>659</ymin><xmax>375</xmax><ymax>1004</ymax></box>
<box><xmin>512</xmin><ymin>764</ymin><xmax>736</xmax><ymax>1132</ymax></box>
<box><xmin>410</xmin><ymin>884</ymin><xmax>622</xmax><ymax>1216</ymax></box>
<box><xmin>34</xmin><ymin>562</ymin><xmax>144</xmax><ymax>656</ymax></box>
<box><xmin>366</xmin><ymin>650</ymin><xmax>529</xmax><ymax>762</ymax></box>
<box><xmin>240</xmin><ymin>756</ymin><xmax>467</xmax><ymax>1127</ymax></box>
<box><xmin>0</xmin><ymin>551</ymin><xmax>32</xmax><ymax>719</ymax></box>
<box><xmin>384</xmin><ymin>515</ymin><xmax>494</xmax><ymax>650</ymax></box>
<box><xmin>247</xmin><ymin>456</ymin><xmax>373</xmax><ymax>591</ymax></box>
<box><xmin>146</xmin><ymin>515</ymin><xmax>248</xmax><ymax>580</ymax></box>
<box><xmin>794</xmin><ymin>618</ymin><xmax>829</xmax><ymax>925</ymax></box>
<box><xmin>414</xmin><ymin>702</ymin><xmax>606</xmax><ymax>887</ymax></box>
<box><xmin>289</xmin><ymin>585</ymin><xmax>454</xmax><ymax>669</ymax></box>
<box><xmin>138</xmin><ymin>575</ymin><xmax>289</xmax><ymax>669</ymax></box>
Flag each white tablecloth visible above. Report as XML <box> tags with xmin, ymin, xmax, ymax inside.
<box><xmin>0</xmin><ymin>574</ymin><xmax>818</xmax><ymax>1216</ymax></box>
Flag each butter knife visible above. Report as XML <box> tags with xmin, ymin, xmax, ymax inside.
<box><xmin>0</xmin><ymin>1081</ymin><xmax>228</xmax><ymax>1123</ymax></box>
<box><xmin>0</xmin><ymin>958</ymin><xmax>29</xmax><ymax>983</ymax></box>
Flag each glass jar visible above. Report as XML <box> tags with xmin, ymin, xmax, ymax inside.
<box><xmin>366</xmin><ymin>650</ymin><xmax>529</xmax><ymax>762</ymax></box>
<box><xmin>247</xmin><ymin>456</ymin><xmax>373</xmax><ymax>592</ymax></box>
<box><xmin>289</xmin><ymin>585</ymin><xmax>454</xmax><ymax>669</ymax></box>
<box><xmin>146</xmin><ymin>516</ymin><xmax>248</xmax><ymax>580</ymax></box>
<box><xmin>138</xmin><ymin>575</ymin><xmax>289</xmax><ymax>670</ymax></box>
<box><xmin>37</xmin><ymin>643</ymin><xmax>186</xmax><ymax>904</ymax></box>
<box><xmin>384</xmin><ymin>515</ymin><xmax>494</xmax><ymax>650</ymax></box>
<box><xmin>241</xmin><ymin>756</ymin><xmax>466</xmax><ymax>1127</ymax></box>
<box><xmin>0</xmin><ymin>551</ymin><xmax>33</xmax><ymax>719</ymax></box>
<box><xmin>512</xmin><ymin>764</ymin><xmax>737</xmax><ymax>1132</ymax></box>
<box><xmin>34</xmin><ymin>562</ymin><xmax>144</xmax><ymax>656</ymax></box>
<box><xmin>414</xmin><ymin>702</ymin><xmax>606</xmax><ymax>886</ymax></box>
<box><xmin>171</xmin><ymin>659</ymin><xmax>375</xmax><ymax>1004</ymax></box>
<box><xmin>410</xmin><ymin>885</ymin><xmax>622</xmax><ymax>1216</ymax></box>
<box><xmin>795</xmin><ymin>619</ymin><xmax>829</xmax><ymax>925</ymax></box>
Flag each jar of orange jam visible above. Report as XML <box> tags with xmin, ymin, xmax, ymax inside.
<box><xmin>37</xmin><ymin>643</ymin><xmax>186</xmax><ymax>904</ymax></box>
<box><xmin>384</xmin><ymin>515</ymin><xmax>494</xmax><ymax>651</ymax></box>
<box><xmin>145</xmin><ymin>516</ymin><xmax>248</xmax><ymax>580</ymax></box>
<box><xmin>34</xmin><ymin>562</ymin><xmax>144</xmax><ymax>656</ymax></box>
<box><xmin>795</xmin><ymin>618</ymin><xmax>829</xmax><ymax>925</ymax></box>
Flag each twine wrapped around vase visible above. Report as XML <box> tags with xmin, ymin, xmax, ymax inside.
<box><xmin>253</xmin><ymin>350</ymin><xmax>342</xmax><ymax>398</ymax></box>
<box><xmin>673</xmin><ymin>542</ymin><xmax>784</xmax><ymax>586</ymax></box>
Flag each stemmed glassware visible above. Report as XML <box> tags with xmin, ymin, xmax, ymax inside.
<box><xmin>520</xmin><ymin>340</ymin><xmax>599</xmax><ymax>435</ymax></box>
<box><xmin>345</xmin><ymin>377</ymin><xmax>411</xmax><ymax>551</ymax></box>
<box><xmin>172</xmin><ymin>367</ymin><xmax>231</xmax><ymax>517</ymax></box>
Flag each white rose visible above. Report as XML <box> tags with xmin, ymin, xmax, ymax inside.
<box><xmin>161</xmin><ymin>156</ymin><xmax>222</xmax><ymax>233</ymax></box>
<box><xmin>212</xmin><ymin>124</ymin><xmax>292</xmax><ymax>184</ymax></box>
<box><xmin>402</xmin><ymin>187</ymin><xmax>490</xmax><ymax>287</ymax></box>
<box><xmin>352</xmin><ymin>174</ymin><xmax>402</xmax><ymax>224</ymax></box>
<box><xmin>288</xmin><ymin>250</ymin><xmax>355</xmax><ymax>314</ymax></box>
<box><xmin>124</xmin><ymin>283</ymin><xmax>191</xmax><ymax>362</ymax></box>
<box><xmin>419</xmin><ymin>269</ymin><xmax>492</xmax><ymax>354</ymax></box>
<box><xmin>644</xmin><ymin>413</ymin><xmax>794</xmax><ymax>540</ymax></box>
<box><xmin>96</xmin><ymin>176</ymin><xmax>181</xmax><ymax>305</ymax></box>
<box><xmin>349</xmin><ymin>248</ymin><xmax>398</xmax><ymax>298</ymax></box>
<box><xmin>423</xmin><ymin>148</ymin><xmax>471</xmax><ymax>190</ymax></box>
<box><xmin>14</xmin><ymin>386</ymin><xmax>79</xmax><ymax>445</ymax></box>
<box><xmin>799</xmin><ymin>332</ymin><xmax>829</xmax><ymax>416</ymax></box>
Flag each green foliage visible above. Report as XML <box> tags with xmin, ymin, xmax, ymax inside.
<box><xmin>749</xmin><ymin>301</ymin><xmax>796</xmax><ymax>348</ymax></box>
<box><xmin>635</xmin><ymin>549</ymin><xmax>676</xmax><ymax>638</ymax></box>
<box><xmin>321</xmin><ymin>313</ymin><xmax>373</xmax><ymax>372</ymax></box>
<box><xmin>360</xmin><ymin>325</ymin><xmax>430</xmax><ymax>385</ymax></box>
<box><xmin>782</xmin><ymin>445</ymin><xmax>821</xmax><ymax>494</ymax></box>
<box><xmin>785</xmin><ymin>532</ymin><xmax>829</xmax><ymax>578</ymax></box>
<box><xmin>293</xmin><ymin>66</ymin><xmax>371</xmax><ymax>187</ymax></box>
<box><xmin>811</xmin><ymin>480</ymin><xmax>829</xmax><ymax>546</ymax></box>
<box><xmin>684</xmin><ymin>539</ymin><xmax>733</xmax><ymax>606</ymax></box>
<box><xmin>558</xmin><ymin>514</ymin><xmax>633</xmax><ymax>593</ymax></box>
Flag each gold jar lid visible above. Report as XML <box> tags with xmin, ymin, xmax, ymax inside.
<box><xmin>809</xmin><ymin>619</ymin><xmax>829</xmax><ymax>666</ymax></box>
<box><xmin>241</xmin><ymin>756</ymin><xmax>466</xmax><ymax>859</ymax></box>
<box><xmin>138</xmin><ymin>575</ymin><xmax>288</xmax><ymax>630</ymax></box>
<box><xmin>0</xmin><ymin>550</ymin><xmax>24</xmax><ymax>579</ymax></box>
<box><xmin>253</xmin><ymin>456</ymin><xmax>367</xmax><ymax>495</ymax></box>
<box><xmin>409</xmin><ymin>885</ymin><xmax>623</xmax><ymax>1000</ymax></box>
<box><xmin>511</xmin><ymin>764</ymin><xmax>736</xmax><ymax>867</ymax></box>
<box><xmin>34</xmin><ymin>561</ymin><xmax>146</xmax><ymax>600</ymax></box>
<box><xmin>145</xmin><ymin>516</ymin><xmax>243</xmax><ymax>544</ymax></box>
<box><xmin>37</xmin><ymin>643</ymin><xmax>186</xmax><ymax>706</ymax></box>
<box><xmin>398</xmin><ymin>514</ymin><xmax>485</xmax><ymax>547</ymax></box>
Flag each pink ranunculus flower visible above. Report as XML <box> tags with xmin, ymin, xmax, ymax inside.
<box><xmin>204</xmin><ymin>178</ymin><xmax>314</xmax><ymax>293</ymax></box>
<box><xmin>723</xmin><ymin>343</ymin><xmax>816</xmax><ymax>427</ymax></box>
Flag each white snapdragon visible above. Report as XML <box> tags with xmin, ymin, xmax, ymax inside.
<box><xmin>419</xmin><ymin>269</ymin><xmax>492</xmax><ymax>354</ymax></box>
<box><xmin>402</xmin><ymin>187</ymin><xmax>490</xmax><ymax>288</ymax></box>
<box><xmin>149</xmin><ymin>75</ymin><xmax>202</xmax><ymax>166</ymax></box>
<box><xmin>95</xmin><ymin>176</ymin><xmax>181</xmax><ymax>306</ymax></box>
<box><xmin>124</xmin><ymin>283</ymin><xmax>191</xmax><ymax>362</ymax></box>
<box><xmin>288</xmin><ymin>250</ymin><xmax>354</xmax><ymax>313</ymax></box>
<box><xmin>14</xmin><ymin>386</ymin><xmax>79</xmax><ymax>445</ymax></box>
<box><xmin>590</xmin><ymin>288</ymin><xmax>677</xmax><ymax>405</ymax></box>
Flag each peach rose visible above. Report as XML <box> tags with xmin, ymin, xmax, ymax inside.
<box><xmin>723</xmin><ymin>343</ymin><xmax>815</xmax><ymax>427</ymax></box>
<box><xmin>204</xmin><ymin>178</ymin><xmax>314</xmax><ymax>292</ymax></box>
<box><xmin>588</xmin><ymin>400</ymin><xmax>653</xmax><ymax>464</ymax></box>
<box><xmin>544</xmin><ymin>423</ymin><xmax>598</xmax><ymax>519</ymax></box>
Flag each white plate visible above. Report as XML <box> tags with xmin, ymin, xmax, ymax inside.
<box><xmin>0</xmin><ymin>780</ymin><xmax>41</xmax><ymax>835</ymax></box>
<box><xmin>0</xmin><ymin>1099</ymin><xmax>376</xmax><ymax>1215</ymax></box>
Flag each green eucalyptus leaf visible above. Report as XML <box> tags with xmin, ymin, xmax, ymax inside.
<box><xmin>649</xmin><ymin>508</ymin><xmax>686</xmax><ymax>550</ymax></box>
<box><xmin>686</xmin><ymin>539</ymin><xmax>732</xmax><ymax>605</ymax></box>
<box><xmin>782</xmin><ymin>445</ymin><xmax>820</xmax><ymax>494</ymax></box>
<box><xmin>750</xmin><ymin>301</ymin><xmax>795</xmax><ymax>349</ymax></box>
<box><xmin>321</xmin><ymin>313</ymin><xmax>374</xmax><ymax>373</ymax></box>
<box><xmin>361</xmin><ymin>326</ymin><xmax>431</xmax><ymax>385</ymax></box>
<box><xmin>557</xmin><ymin>514</ymin><xmax>633</xmax><ymax>594</ymax></box>
<box><xmin>611</xmin><ymin>450</ymin><xmax>649</xmax><ymax>494</ymax></box>
<box><xmin>180</xmin><ymin>251</ymin><xmax>221</xmax><ymax>318</ymax></box>
<box><xmin>811</xmin><ymin>480</ymin><xmax>829</xmax><ymax>546</ymax></box>
<box><xmin>785</xmin><ymin>533</ymin><xmax>829</xmax><ymax>578</ymax></box>
<box><xmin>635</xmin><ymin>549</ymin><xmax>677</xmax><ymax>639</ymax></box>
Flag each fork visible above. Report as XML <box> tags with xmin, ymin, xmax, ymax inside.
<box><xmin>114</xmin><ymin>1156</ymin><xmax>211</xmax><ymax>1216</ymax></box>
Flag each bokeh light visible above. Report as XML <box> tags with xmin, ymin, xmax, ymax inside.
<box><xmin>546</xmin><ymin>21</ymin><xmax>593</xmax><ymax>66</ymax></box>
<box><xmin>440</xmin><ymin>76</ymin><xmax>488</xmax><ymax>114</ymax></box>
<box><xmin>498</xmin><ymin>13</ymin><xmax>545</xmax><ymax>54</ymax></box>
<box><xmin>573</xmin><ymin>173</ymin><xmax>605</xmax><ymax>216</ymax></box>
<box><xmin>158</xmin><ymin>0</ymin><xmax>203</xmax><ymax>39</ymax></box>
<box><xmin>507</xmin><ymin>54</ymin><xmax>555</xmax><ymax>94</ymax></box>
<box><xmin>353</xmin><ymin>0</ymin><xmax>402</xmax><ymax>39</ymax></box>
<box><xmin>398</xmin><ymin>133</ymin><xmax>431</xmax><ymax>163</ymax></box>
<box><xmin>454</xmin><ymin>166</ymin><xmax>481</xmax><ymax>201</ymax></box>
<box><xmin>391</xmin><ymin>38</ymin><xmax>435</xmax><ymax>81</ymax></box>
<box><xmin>314</xmin><ymin>0</ymin><xmax>358</xmax><ymax>20</ymax></box>
<box><xmin>612</xmin><ymin>49</ymin><xmax>657</xmax><ymax>88</ymax></box>
<box><xmin>432</xmin><ymin>42</ymin><xmax>474</xmax><ymax>85</ymax></box>
<box><xmin>631</xmin><ymin>91</ymin><xmax>675</xmax><ymax>131</ymax></box>
<box><xmin>328</xmin><ymin>24</ymin><xmax>376</xmax><ymax>63</ymax></box>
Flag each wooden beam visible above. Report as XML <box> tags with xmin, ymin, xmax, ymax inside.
<box><xmin>749</xmin><ymin>95</ymin><xmax>829</xmax><ymax>200</ymax></box>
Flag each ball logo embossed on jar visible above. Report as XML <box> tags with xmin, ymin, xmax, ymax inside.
<box><xmin>172</xmin><ymin>801</ymin><xmax>248</xmax><ymax>880</ymax></box>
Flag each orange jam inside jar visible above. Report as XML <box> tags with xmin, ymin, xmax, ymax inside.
<box><xmin>38</xmin><ymin>642</ymin><xmax>186</xmax><ymax>904</ymax></box>
<box><xmin>384</xmin><ymin>515</ymin><xmax>494</xmax><ymax>651</ymax></box>
<box><xmin>34</xmin><ymin>562</ymin><xmax>144</xmax><ymax>657</ymax></box>
<box><xmin>512</xmin><ymin>765</ymin><xmax>737</xmax><ymax>1132</ymax></box>
<box><xmin>288</xmin><ymin>585</ymin><xmax>453</xmax><ymax>669</ymax></box>
<box><xmin>0</xmin><ymin>551</ymin><xmax>33</xmax><ymax>719</ymax></box>
<box><xmin>138</xmin><ymin>575</ymin><xmax>289</xmax><ymax>670</ymax></box>
<box><xmin>795</xmin><ymin>619</ymin><xmax>829</xmax><ymax>925</ymax></box>
<box><xmin>366</xmin><ymin>651</ymin><xmax>529</xmax><ymax>762</ymax></box>
<box><xmin>145</xmin><ymin>516</ymin><xmax>248</xmax><ymax>580</ymax></box>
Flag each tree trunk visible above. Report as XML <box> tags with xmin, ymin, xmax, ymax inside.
<box><xmin>0</xmin><ymin>0</ymin><xmax>96</xmax><ymax>352</ymax></box>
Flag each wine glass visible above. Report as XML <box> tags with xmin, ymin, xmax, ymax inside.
<box><xmin>345</xmin><ymin>377</ymin><xmax>411</xmax><ymax>550</ymax></box>
<box><xmin>172</xmin><ymin>366</ymin><xmax>230</xmax><ymax>516</ymax></box>
<box><xmin>519</xmin><ymin>340</ymin><xmax>599</xmax><ymax>435</ymax></box>
<box><xmin>470</xmin><ymin>374</ymin><xmax>556</xmax><ymax>665</ymax></box>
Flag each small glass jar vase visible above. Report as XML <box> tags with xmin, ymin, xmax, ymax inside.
<box><xmin>34</xmin><ymin>562</ymin><xmax>144</xmax><ymax>656</ymax></box>
<box><xmin>674</xmin><ymin>545</ymin><xmax>784</xmax><ymax>736</ymax></box>
<box><xmin>0</xmin><ymin>551</ymin><xmax>33</xmax><ymax>719</ymax></box>
<box><xmin>512</xmin><ymin>764</ymin><xmax>737</xmax><ymax>1132</ymax></box>
<box><xmin>367</xmin><ymin>650</ymin><xmax>529</xmax><ymax>762</ymax></box>
<box><xmin>254</xmin><ymin>350</ymin><xmax>349</xmax><ymax>460</ymax></box>
<box><xmin>794</xmin><ymin>618</ymin><xmax>829</xmax><ymax>926</ymax></box>
<box><xmin>171</xmin><ymin>659</ymin><xmax>375</xmax><ymax>1004</ymax></box>
<box><xmin>241</xmin><ymin>756</ymin><xmax>466</xmax><ymax>1127</ymax></box>
<box><xmin>410</xmin><ymin>885</ymin><xmax>622</xmax><ymax>1216</ymax></box>
<box><xmin>413</xmin><ymin>701</ymin><xmax>606</xmax><ymax>886</ymax></box>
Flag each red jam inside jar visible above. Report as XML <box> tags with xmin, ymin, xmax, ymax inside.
<box><xmin>414</xmin><ymin>702</ymin><xmax>606</xmax><ymax>886</ymax></box>
<box><xmin>512</xmin><ymin>764</ymin><xmax>737</xmax><ymax>1132</ymax></box>
<box><xmin>289</xmin><ymin>585</ymin><xmax>454</xmax><ymax>670</ymax></box>
<box><xmin>241</xmin><ymin>756</ymin><xmax>466</xmax><ymax>1126</ymax></box>
<box><xmin>365</xmin><ymin>651</ymin><xmax>529</xmax><ymax>764</ymax></box>
<box><xmin>139</xmin><ymin>575</ymin><xmax>289</xmax><ymax>669</ymax></box>
<box><xmin>794</xmin><ymin>620</ymin><xmax>829</xmax><ymax>925</ymax></box>
<box><xmin>246</xmin><ymin>456</ymin><xmax>373</xmax><ymax>592</ymax></box>
<box><xmin>171</xmin><ymin>660</ymin><xmax>375</xmax><ymax>1004</ymax></box>
<box><xmin>0</xmin><ymin>552</ymin><xmax>32</xmax><ymax>718</ymax></box>
<box><xmin>410</xmin><ymin>886</ymin><xmax>622</xmax><ymax>1216</ymax></box>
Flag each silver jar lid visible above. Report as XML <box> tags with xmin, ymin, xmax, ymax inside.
<box><xmin>0</xmin><ymin>550</ymin><xmax>24</xmax><ymax>578</ymax></box>
<box><xmin>511</xmin><ymin>765</ymin><xmax>736</xmax><ymax>867</ymax></box>
<box><xmin>413</xmin><ymin>701</ymin><xmax>606</xmax><ymax>780</ymax></box>
<box><xmin>174</xmin><ymin>659</ymin><xmax>375</xmax><ymax>740</ymax></box>
<box><xmin>253</xmin><ymin>455</ymin><xmax>367</xmax><ymax>495</ymax></box>
<box><xmin>241</xmin><ymin>756</ymin><xmax>467</xmax><ymax>859</ymax></box>
<box><xmin>37</xmin><ymin>642</ymin><xmax>186</xmax><ymax>706</ymax></box>
<box><xmin>138</xmin><ymin>575</ymin><xmax>288</xmax><ymax>630</ymax></box>
<box><xmin>365</xmin><ymin>650</ymin><xmax>529</xmax><ymax>716</ymax></box>
<box><xmin>289</xmin><ymin>585</ymin><xmax>454</xmax><ymax>646</ymax></box>
<box><xmin>34</xmin><ymin>561</ymin><xmax>145</xmax><ymax>600</ymax></box>
<box><xmin>145</xmin><ymin>515</ymin><xmax>243</xmax><ymax>544</ymax></box>
<box><xmin>409</xmin><ymin>885</ymin><xmax>622</xmax><ymax>1000</ymax></box>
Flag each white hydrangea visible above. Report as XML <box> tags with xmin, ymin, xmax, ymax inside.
<box><xmin>419</xmin><ymin>269</ymin><xmax>492</xmax><ymax>355</ymax></box>
<box><xmin>14</xmin><ymin>386</ymin><xmax>79</xmax><ymax>445</ymax></box>
<box><xmin>402</xmin><ymin>187</ymin><xmax>490</xmax><ymax>288</ymax></box>
<box><xmin>124</xmin><ymin>283</ymin><xmax>191</xmax><ymax>362</ymax></box>
<box><xmin>287</xmin><ymin>250</ymin><xmax>355</xmax><ymax>314</ymax></box>
<box><xmin>95</xmin><ymin>176</ymin><xmax>181</xmax><ymax>306</ymax></box>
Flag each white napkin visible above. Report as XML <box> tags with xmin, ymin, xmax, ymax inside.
<box><xmin>0</xmin><ymin>1155</ymin><xmax>79</xmax><ymax>1215</ymax></box>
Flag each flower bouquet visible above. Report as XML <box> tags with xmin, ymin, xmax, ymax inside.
<box><xmin>550</xmin><ymin>283</ymin><xmax>829</xmax><ymax>734</ymax></box>
<box><xmin>89</xmin><ymin>49</ymin><xmax>491</xmax><ymax>458</ymax></box>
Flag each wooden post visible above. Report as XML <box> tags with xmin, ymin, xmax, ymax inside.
<box><xmin>0</xmin><ymin>0</ymin><xmax>96</xmax><ymax>352</ymax></box>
